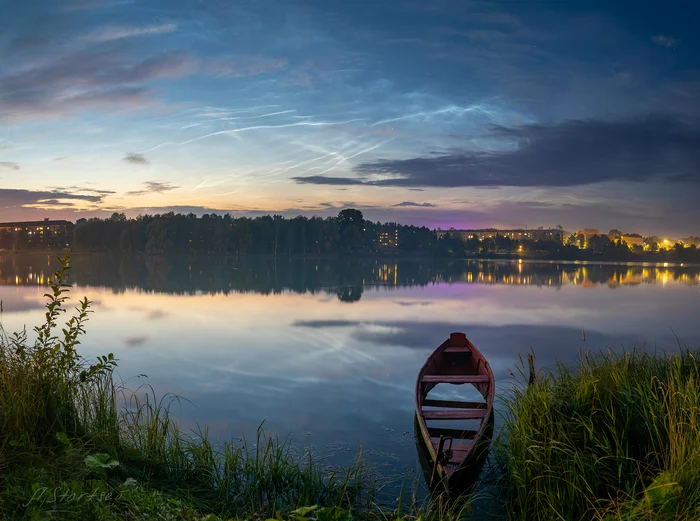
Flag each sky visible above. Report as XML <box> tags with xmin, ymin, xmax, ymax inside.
<box><xmin>1</xmin><ymin>0</ymin><xmax>699</xmax><ymax>236</ymax></box>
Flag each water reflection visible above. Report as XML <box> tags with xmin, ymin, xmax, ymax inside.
<box><xmin>1</xmin><ymin>254</ymin><xmax>699</xmax><ymax>500</ymax></box>
<box><xmin>1</xmin><ymin>255</ymin><xmax>699</xmax><ymax>297</ymax></box>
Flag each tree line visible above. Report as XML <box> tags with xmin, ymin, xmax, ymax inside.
<box><xmin>3</xmin><ymin>209</ymin><xmax>698</xmax><ymax>262</ymax></box>
<box><xmin>71</xmin><ymin>209</ymin><xmax>435</xmax><ymax>255</ymax></box>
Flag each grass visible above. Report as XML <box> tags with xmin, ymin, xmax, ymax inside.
<box><xmin>496</xmin><ymin>348</ymin><xmax>700</xmax><ymax>521</ymax></box>
<box><xmin>16</xmin><ymin>254</ymin><xmax>698</xmax><ymax>521</ymax></box>
<box><xmin>0</xmin><ymin>255</ymin><xmax>474</xmax><ymax>521</ymax></box>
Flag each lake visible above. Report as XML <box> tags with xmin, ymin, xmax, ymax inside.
<box><xmin>1</xmin><ymin>254</ymin><xmax>699</xmax><ymax>493</ymax></box>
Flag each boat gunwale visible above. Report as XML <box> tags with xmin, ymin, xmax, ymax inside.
<box><xmin>413</xmin><ymin>333</ymin><xmax>495</xmax><ymax>486</ymax></box>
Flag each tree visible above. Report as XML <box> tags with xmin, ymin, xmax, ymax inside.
<box><xmin>337</xmin><ymin>209</ymin><xmax>365</xmax><ymax>252</ymax></box>
<box><xmin>587</xmin><ymin>234</ymin><xmax>611</xmax><ymax>253</ymax></box>
<box><xmin>337</xmin><ymin>209</ymin><xmax>364</xmax><ymax>228</ymax></box>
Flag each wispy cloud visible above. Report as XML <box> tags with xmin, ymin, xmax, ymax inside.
<box><xmin>1</xmin><ymin>49</ymin><xmax>192</xmax><ymax>121</ymax></box>
<box><xmin>204</xmin><ymin>55</ymin><xmax>288</xmax><ymax>78</ymax></box>
<box><xmin>127</xmin><ymin>181</ymin><xmax>179</xmax><ymax>196</ymax></box>
<box><xmin>85</xmin><ymin>23</ymin><xmax>177</xmax><ymax>43</ymax></box>
<box><xmin>296</xmin><ymin>114</ymin><xmax>700</xmax><ymax>188</ymax></box>
<box><xmin>50</xmin><ymin>185</ymin><xmax>117</xmax><ymax>196</ymax></box>
<box><xmin>26</xmin><ymin>199</ymin><xmax>76</xmax><ymax>207</ymax></box>
<box><xmin>63</xmin><ymin>0</ymin><xmax>134</xmax><ymax>11</ymax></box>
<box><xmin>392</xmin><ymin>201</ymin><xmax>436</xmax><ymax>207</ymax></box>
<box><xmin>652</xmin><ymin>34</ymin><xmax>680</xmax><ymax>49</ymax></box>
<box><xmin>0</xmin><ymin>162</ymin><xmax>20</xmax><ymax>170</ymax></box>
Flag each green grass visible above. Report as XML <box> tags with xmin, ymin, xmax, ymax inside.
<box><xmin>496</xmin><ymin>348</ymin><xmax>700</xmax><ymax>521</ymax></box>
<box><xmin>0</xmin><ymin>255</ymin><xmax>474</xmax><ymax>521</ymax></box>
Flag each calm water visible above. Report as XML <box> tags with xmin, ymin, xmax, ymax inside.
<box><xmin>2</xmin><ymin>254</ymin><xmax>700</xmax><ymax>491</ymax></box>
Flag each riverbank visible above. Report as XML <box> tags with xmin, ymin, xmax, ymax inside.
<box><xmin>496</xmin><ymin>348</ymin><xmax>700</xmax><ymax>520</ymax></box>
<box><xmin>3</xmin><ymin>256</ymin><xmax>698</xmax><ymax>520</ymax></box>
<box><xmin>2</xmin><ymin>247</ymin><xmax>699</xmax><ymax>266</ymax></box>
<box><xmin>0</xmin><ymin>257</ymin><xmax>470</xmax><ymax>521</ymax></box>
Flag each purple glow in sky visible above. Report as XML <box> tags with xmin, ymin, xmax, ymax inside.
<box><xmin>1</xmin><ymin>0</ymin><xmax>699</xmax><ymax>235</ymax></box>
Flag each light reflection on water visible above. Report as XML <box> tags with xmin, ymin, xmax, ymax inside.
<box><xmin>1</xmin><ymin>254</ymin><xmax>699</xmax><ymax>496</ymax></box>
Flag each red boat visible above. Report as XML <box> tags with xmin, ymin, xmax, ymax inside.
<box><xmin>414</xmin><ymin>332</ymin><xmax>495</xmax><ymax>491</ymax></box>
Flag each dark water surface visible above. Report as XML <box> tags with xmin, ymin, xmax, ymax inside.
<box><xmin>2</xmin><ymin>254</ymin><xmax>699</xmax><ymax>496</ymax></box>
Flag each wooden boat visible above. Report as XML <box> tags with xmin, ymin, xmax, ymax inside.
<box><xmin>414</xmin><ymin>332</ymin><xmax>495</xmax><ymax>492</ymax></box>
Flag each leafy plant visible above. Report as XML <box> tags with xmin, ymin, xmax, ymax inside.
<box><xmin>85</xmin><ymin>453</ymin><xmax>120</xmax><ymax>476</ymax></box>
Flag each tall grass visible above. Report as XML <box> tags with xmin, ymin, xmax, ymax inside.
<box><xmin>0</xmin><ymin>256</ymin><xmax>375</xmax><ymax>519</ymax></box>
<box><xmin>497</xmin><ymin>348</ymin><xmax>700</xmax><ymax>521</ymax></box>
<box><xmin>0</xmin><ymin>256</ymin><xmax>117</xmax><ymax>463</ymax></box>
<box><xmin>116</xmin><ymin>386</ymin><xmax>372</xmax><ymax>516</ymax></box>
<box><xmin>1</xmin><ymin>255</ymin><xmax>475</xmax><ymax>521</ymax></box>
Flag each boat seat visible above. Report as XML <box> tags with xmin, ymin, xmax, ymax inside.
<box><xmin>422</xmin><ymin>409</ymin><xmax>488</xmax><ymax>420</ymax></box>
<box><xmin>444</xmin><ymin>346</ymin><xmax>473</xmax><ymax>353</ymax></box>
<box><xmin>427</xmin><ymin>427</ymin><xmax>478</xmax><ymax>439</ymax></box>
<box><xmin>421</xmin><ymin>375</ymin><xmax>490</xmax><ymax>384</ymax></box>
<box><xmin>446</xmin><ymin>446</ymin><xmax>472</xmax><ymax>464</ymax></box>
<box><xmin>422</xmin><ymin>399</ymin><xmax>487</xmax><ymax>409</ymax></box>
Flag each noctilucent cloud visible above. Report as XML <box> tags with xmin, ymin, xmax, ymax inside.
<box><xmin>1</xmin><ymin>0</ymin><xmax>699</xmax><ymax>235</ymax></box>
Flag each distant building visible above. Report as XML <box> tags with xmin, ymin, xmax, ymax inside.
<box><xmin>681</xmin><ymin>236</ymin><xmax>700</xmax><ymax>247</ymax></box>
<box><xmin>0</xmin><ymin>218</ymin><xmax>74</xmax><ymax>248</ymax></box>
<box><xmin>436</xmin><ymin>227</ymin><xmax>563</xmax><ymax>243</ymax></box>
<box><xmin>576</xmin><ymin>229</ymin><xmax>599</xmax><ymax>241</ymax></box>
<box><xmin>621</xmin><ymin>234</ymin><xmax>644</xmax><ymax>247</ymax></box>
<box><xmin>0</xmin><ymin>218</ymin><xmax>73</xmax><ymax>236</ymax></box>
<box><xmin>607</xmin><ymin>230</ymin><xmax>644</xmax><ymax>247</ymax></box>
<box><xmin>378</xmin><ymin>229</ymin><xmax>399</xmax><ymax>249</ymax></box>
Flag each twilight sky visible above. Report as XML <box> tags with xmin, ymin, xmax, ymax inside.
<box><xmin>1</xmin><ymin>0</ymin><xmax>699</xmax><ymax>236</ymax></box>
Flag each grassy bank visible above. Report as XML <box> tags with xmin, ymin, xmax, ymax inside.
<box><xmin>0</xmin><ymin>256</ymin><xmax>472</xmax><ymax>521</ymax></box>
<box><xmin>497</xmin><ymin>348</ymin><xmax>700</xmax><ymax>520</ymax></box>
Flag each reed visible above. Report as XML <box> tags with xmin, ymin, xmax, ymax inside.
<box><xmin>496</xmin><ymin>347</ymin><xmax>700</xmax><ymax>520</ymax></box>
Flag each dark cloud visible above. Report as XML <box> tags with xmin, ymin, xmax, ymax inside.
<box><xmin>126</xmin><ymin>181</ymin><xmax>179</xmax><ymax>196</ymax></box>
<box><xmin>124</xmin><ymin>335</ymin><xmax>148</xmax><ymax>347</ymax></box>
<box><xmin>81</xmin><ymin>188</ymin><xmax>116</xmax><ymax>195</ymax></box>
<box><xmin>392</xmin><ymin>201</ymin><xmax>436</xmax><ymax>207</ymax></box>
<box><xmin>0</xmin><ymin>162</ymin><xmax>20</xmax><ymax>170</ymax></box>
<box><xmin>652</xmin><ymin>34</ymin><xmax>680</xmax><ymax>49</ymax></box>
<box><xmin>122</xmin><ymin>205</ymin><xmax>233</xmax><ymax>216</ymax></box>
<box><xmin>123</xmin><ymin>153</ymin><xmax>149</xmax><ymax>165</ymax></box>
<box><xmin>292</xmin><ymin>175</ymin><xmax>366</xmax><ymax>185</ymax></box>
<box><xmin>294</xmin><ymin>115</ymin><xmax>700</xmax><ymax>188</ymax></box>
<box><xmin>147</xmin><ymin>309</ymin><xmax>171</xmax><ymax>320</ymax></box>
<box><xmin>293</xmin><ymin>319</ymin><xmax>363</xmax><ymax>328</ymax></box>
<box><xmin>0</xmin><ymin>188</ymin><xmax>103</xmax><ymax>208</ymax></box>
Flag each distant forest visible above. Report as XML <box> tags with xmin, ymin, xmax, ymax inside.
<box><xmin>71</xmin><ymin>209</ymin><xmax>434</xmax><ymax>255</ymax></box>
<box><xmin>3</xmin><ymin>209</ymin><xmax>699</xmax><ymax>262</ymax></box>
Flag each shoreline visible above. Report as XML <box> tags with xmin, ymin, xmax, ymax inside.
<box><xmin>2</xmin><ymin>249</ymin><xmax>699</xmax><ymax>267</ymax></box>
